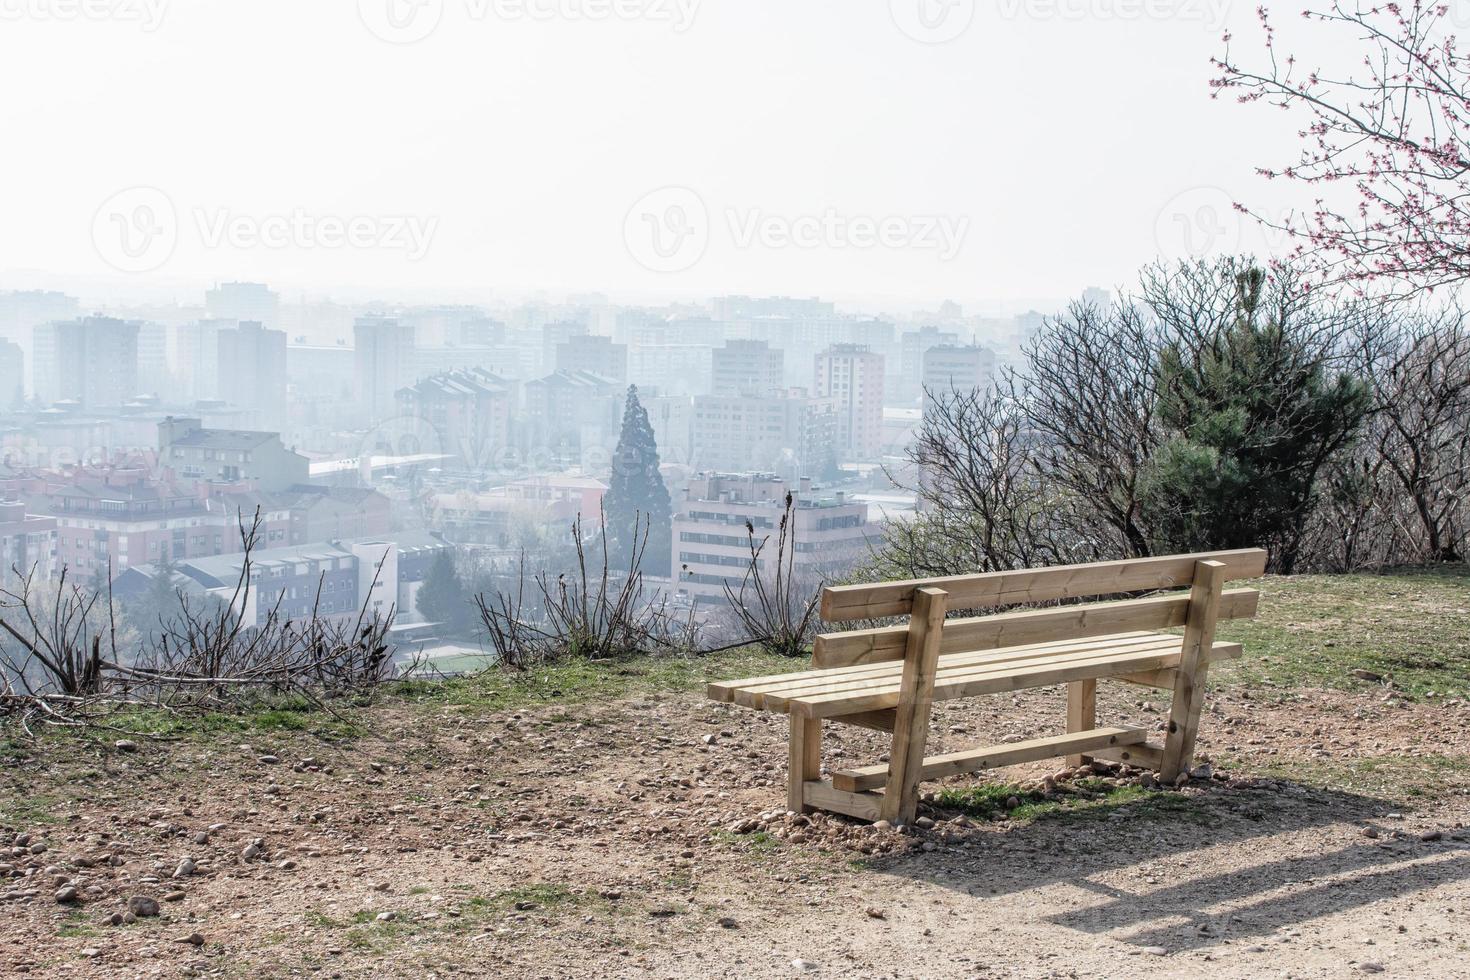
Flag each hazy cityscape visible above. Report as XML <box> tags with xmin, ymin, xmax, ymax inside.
<box><xmin>0</xmin><ymin>281</ymin><xmax>1042</xmax><ymax>668</ymax></box>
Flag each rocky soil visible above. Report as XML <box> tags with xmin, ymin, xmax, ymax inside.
<box><xmin>3</xmin><ymin>680</ymin><xmax>1469</xmax><ymax>979</ymax></box>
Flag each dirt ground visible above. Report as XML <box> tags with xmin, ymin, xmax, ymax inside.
<box><xmin>3</xmin><ymin>680</ymin><xmax>1469</xmax><ymax>980</ymax></box>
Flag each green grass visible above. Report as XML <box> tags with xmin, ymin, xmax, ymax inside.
<box><xmin>935</xmin><ymin>777</ymin><xmax>1198</xmax><ymax>825</ymax></box>
<box><xmin>1216</xmin><ymin>566</ymin><xmax>1470</xmax><ymax>700</ymax></box>
<box><xmin>1234</xmin><ymin>751</ymin><xmax>1470</xmax><ymax>805</ymax></box>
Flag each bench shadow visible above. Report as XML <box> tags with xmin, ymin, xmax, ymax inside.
<box><xmin>853</xmin><ymin>781</ymin><xmax>1469</xmax><ymax>952</ymax></box>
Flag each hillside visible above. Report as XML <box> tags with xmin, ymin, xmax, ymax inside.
<box><xmin>3</xmin><ymin>569</ymin><xmax>1469</xmax><ymax>979</ymax></box>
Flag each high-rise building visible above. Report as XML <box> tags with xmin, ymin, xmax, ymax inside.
<box><xmin>32</xmin><ymin>316</ymin><xmax>140</xmax><ymax>409</ymax></box>
<box><xmin>814</xmin><ymin>344</ymin><xmax>885</xmax><ymax>459</ymax></box>
<box><xmin>711</xmin><ymin>339</ymin><xmax>783</xmax><ymax>396</ymax></box>
<box><xmin>205</xmin><ymin>282</ymin><xmax>280</xmax><ymax>327</ymax></box>
<box><xmin>691</xmin><ymin>389</ymin><xmax>836</xmax><ymax>476</ymax></box>
<box><xmin>921</xmin><ymin>344</ymin><xmax>997</xmax><ymax>413</ymax></box>
<box><xmin>899</xmin><ymin>326</ymin><xmax>961</xmax><ymax>402</ymax></box>
<box><xmin>354</xmin><ymin>315</ymin><xmax>416</xmax><ymax>423</ymax></box>
<box><xmin>218</xmin><ymin>321</ymin><xmax>288</xmax><ymax>431</ymax></box>
<box><xmin>174</xmin><ymin>319</ymin><xmax>232</xmax><ymax>402</ymax></box>
<box><xmin>556</xmin><ymin>334</ymin><xmax>628</xmax><ymax>384</ymax></box>
<box><xmin>0</xmin><ymin>290</ymin><xmax>78</xmax><ymax>394</ymax></box>
<box><xmin>136</xmin><ymin>321</ymin><xmax>169</xmax><ymax>396</ymax></box>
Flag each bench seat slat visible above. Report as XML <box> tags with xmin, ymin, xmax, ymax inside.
<box><xmin>790</xmin><ymin>642</ymin><xmax>1242</xmax><ymax>718</ymax></box>
<box><xmin>758</xmin><ymin>635</ymin><xmax>1190</xmax><ymax>713</ymax></box>
<box><xmin>830</xmin><ymin>726</ymin><xmax>1147</xmax><ymax>792</ymax></box>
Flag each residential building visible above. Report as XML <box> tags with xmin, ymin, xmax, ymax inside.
<box><xmin>158</xmin><ymin>417</ymin><xmax>309</xmax><ymax>492</ymax></box>
<box><xmin>673</xmin><ymin>473</ymin><xmax>873</xmax><ymax>602</ymax></box>
<box><xmin>205</xmin><ymin>281</ymin><xmax>280</xmax><ymax>327</ymax></box>
<box><xmin>354</xmin><ymin>315</ymin><xmax>416</xmax><ymax>423</ymax></box>
<box><xmin>920</xmin><ymin>344</ymin><xmax>997</xmax><ymax>413</ymax></box>
<box><xmin>32</xmin><ymin>316</ymin><xmax>140</xmax><ymax>409</ymax></box>
<box><xmin>522</xmin><ymin>370</ymin><xmax>622</xmax><ymax>459</ymax></box>
<box><xmin>217</xmin><ymin>320</ymin><xmax>288</xmax><ymax>431</ymax></box>
<box><xmin>0</xmin><ymin>499</ymin><xmax>56</xmax><ymax>588</ymax></box>
<box><xmin>395</xmin><ymin>367</ymin><xmax>515</xmax><ymax>468</ymax></box>
<box><xmin>711</xmin><ymin>339</ymin><xmax>783</xmax><ymax>396</ymax></box>
<box><xmin>556</xmin><ymin>334</ymin><xmax>628</xmax><ymax>384</ymax></box>
<box><xmin>691</xmin><ymin>389</ymin><xmax>836</xmax><ymax>476</ymax></box>
<box><xmin>813</xmin><ymin>344</ymin><xmax>885</xmax><ymax>459</ymax></box>
<box><xmin>899</xmin><ymin>326</ymin><xmax>961</xmax><ymax>402</ymax></box>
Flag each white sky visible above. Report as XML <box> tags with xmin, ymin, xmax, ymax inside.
<box><xmin>0</xmin><ymin>0</ymin><xmax>1363</xmax><ymax>314</ymax></box>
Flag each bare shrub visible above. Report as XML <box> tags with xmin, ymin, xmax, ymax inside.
<box><xmin>720</xmin><ymin>492</ymin><xmax>822</xmax><ymax>658</ymax></box>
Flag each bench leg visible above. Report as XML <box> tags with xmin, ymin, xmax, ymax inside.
<box><xmin>880</xmin><ymin>587</ymin><xmax>947</xmax><ymax>825</ymax></box>
<box><xmin>1161</xmin><ymin>560</ymin><xmax>1225</xmax><ymax>783</ymax></box>
<box><xmin>788</xmin><ymin>714</ymin><xmax>821</xmax><ymax>813</ymax></box>
<box><xmin>1066</xmin><ymin>678</ymin><xmax>1097</xmax><ymax>767</ymax></box>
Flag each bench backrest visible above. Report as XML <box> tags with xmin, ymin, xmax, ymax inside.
<box><xmin>812</xmin><ymin>549</ymin><xmax>1267</xmax><ymax>668</ymax></box>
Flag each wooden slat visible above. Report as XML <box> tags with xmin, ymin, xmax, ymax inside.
<box><xmin>792</xmin><ymin>643</ymin><xmax>1242</xmax><ymax>719</ymax></box>
<box><xmin>801</xmin><ymin>780</ymin><xmax>884</xmax><ymax>821</ymax></box>
<box><xmin>813</xmin><ymin>588</ymin><xmax>1259</xmax><ymax>668</ymax></box>
<box><xmin>1114</xmin><ymin>667</ymin><xmax>1179</xmax><ymax>689</ymax></box>
<box><xmin>820</xmin><ymin>548</ymin><xmax>1268</xmax><ymax>621</ymax></box>
<box><xmin>881</xmin><ymin>587</ymin><xmax>946</xmax><ymax>824</ymax></box>
<box><xmin>721</xmin><ymin>630</ymin><xmax>1160</xmax><ymax>699</ymax></box>
<box><xmin>1093</xmin><ymin>741</ymin><xmax>1166</xmax><ymax>770</ymax></box>
<box><xmin>760</xmin><ymin>636</ymin><xmax>1186</xmax><ymax>713</ymax></box>
<box><xmin>832</xmin><ymin>726</ymin><xmax>1146</xmax><ymax>792</ymax></box>
<box><xmin>752</xmin><ymin>634</ymin><xmax>1182</xmax><ymax>711</ymax></box>
<box><xmin>1162</xmin><ymin>559</ymin><xmax>1225</xmax><ymax>782</ymax></box>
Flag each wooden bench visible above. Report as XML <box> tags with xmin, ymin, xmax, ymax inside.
<box><xmin>707</xmin><ymin>549</ymin><xmax>1267</xmax><ymax>825</ymax></box>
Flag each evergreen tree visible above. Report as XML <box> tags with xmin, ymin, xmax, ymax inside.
<box><xmin>416</xmin><ymin>550</ymin><xmax>470</xmax><ymax>634</ymax></box>
<box><xmin>1139</xmin><ymin>267</ymin><xmax>1371</xmax><ymax>572</ymax></box>
<box><xmin>603</xmin><ymin>386</ymin><xmax>673</xmax><ymax>576</ymax></box>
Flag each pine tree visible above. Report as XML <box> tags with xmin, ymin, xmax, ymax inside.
<box><xmin>1139</xmin><ymin>267</ymin><xmax>1371</xmax><ymax>572</ymax></box>
<box><xmin>416</xmin><ymin>550</ymin><xmax>470</xmax><ymax>634</ymax></box>
<box><xmin>603</xmin><ymin>386</ymin><xmax>673</xmax><ymax>576</ymax></box>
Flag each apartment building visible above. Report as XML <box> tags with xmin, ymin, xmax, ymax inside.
<box><xmin>673</xmin><ymin>473</ymin><xmax>873</xmax><ymax>602</ymax></box>
<box><xmin>813</xmin><ymin>344</ymin><xmax>885</xmax><ymax>459</ymax></box>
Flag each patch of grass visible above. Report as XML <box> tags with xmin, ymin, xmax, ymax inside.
<box><xmin>0</xmin><ymin>790</ymin><xmax>68</xmax><ymax>826</ymax></box>
<box><xmin>935</xmin><ymin>778</ymin><xmax>1196</xmax><ymax>825</ymax></box>
<box><xmin>1238</xmin><ymin>752</ymin><xmax>1470</xmax><ymax>805</ymax></box>
<box><xmin>56</xmin><ymin>911</ymin><xmax>95</xmax><ymax>939</ymax></box>
<box><xmin>711</xmin><ymin>828</ymin><xmax>784</xmax><ymax>853</ymax></box>
<box><xmin>1216</xmin><ymin>566</ymin><xmax>1470</xmax><ymax>701</ymax></box>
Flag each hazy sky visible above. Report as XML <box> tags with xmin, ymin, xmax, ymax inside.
<box><xmin>0</xmin><ymin>0</ymin><xmax>1366</xmax><ymax>313</ymax></box>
